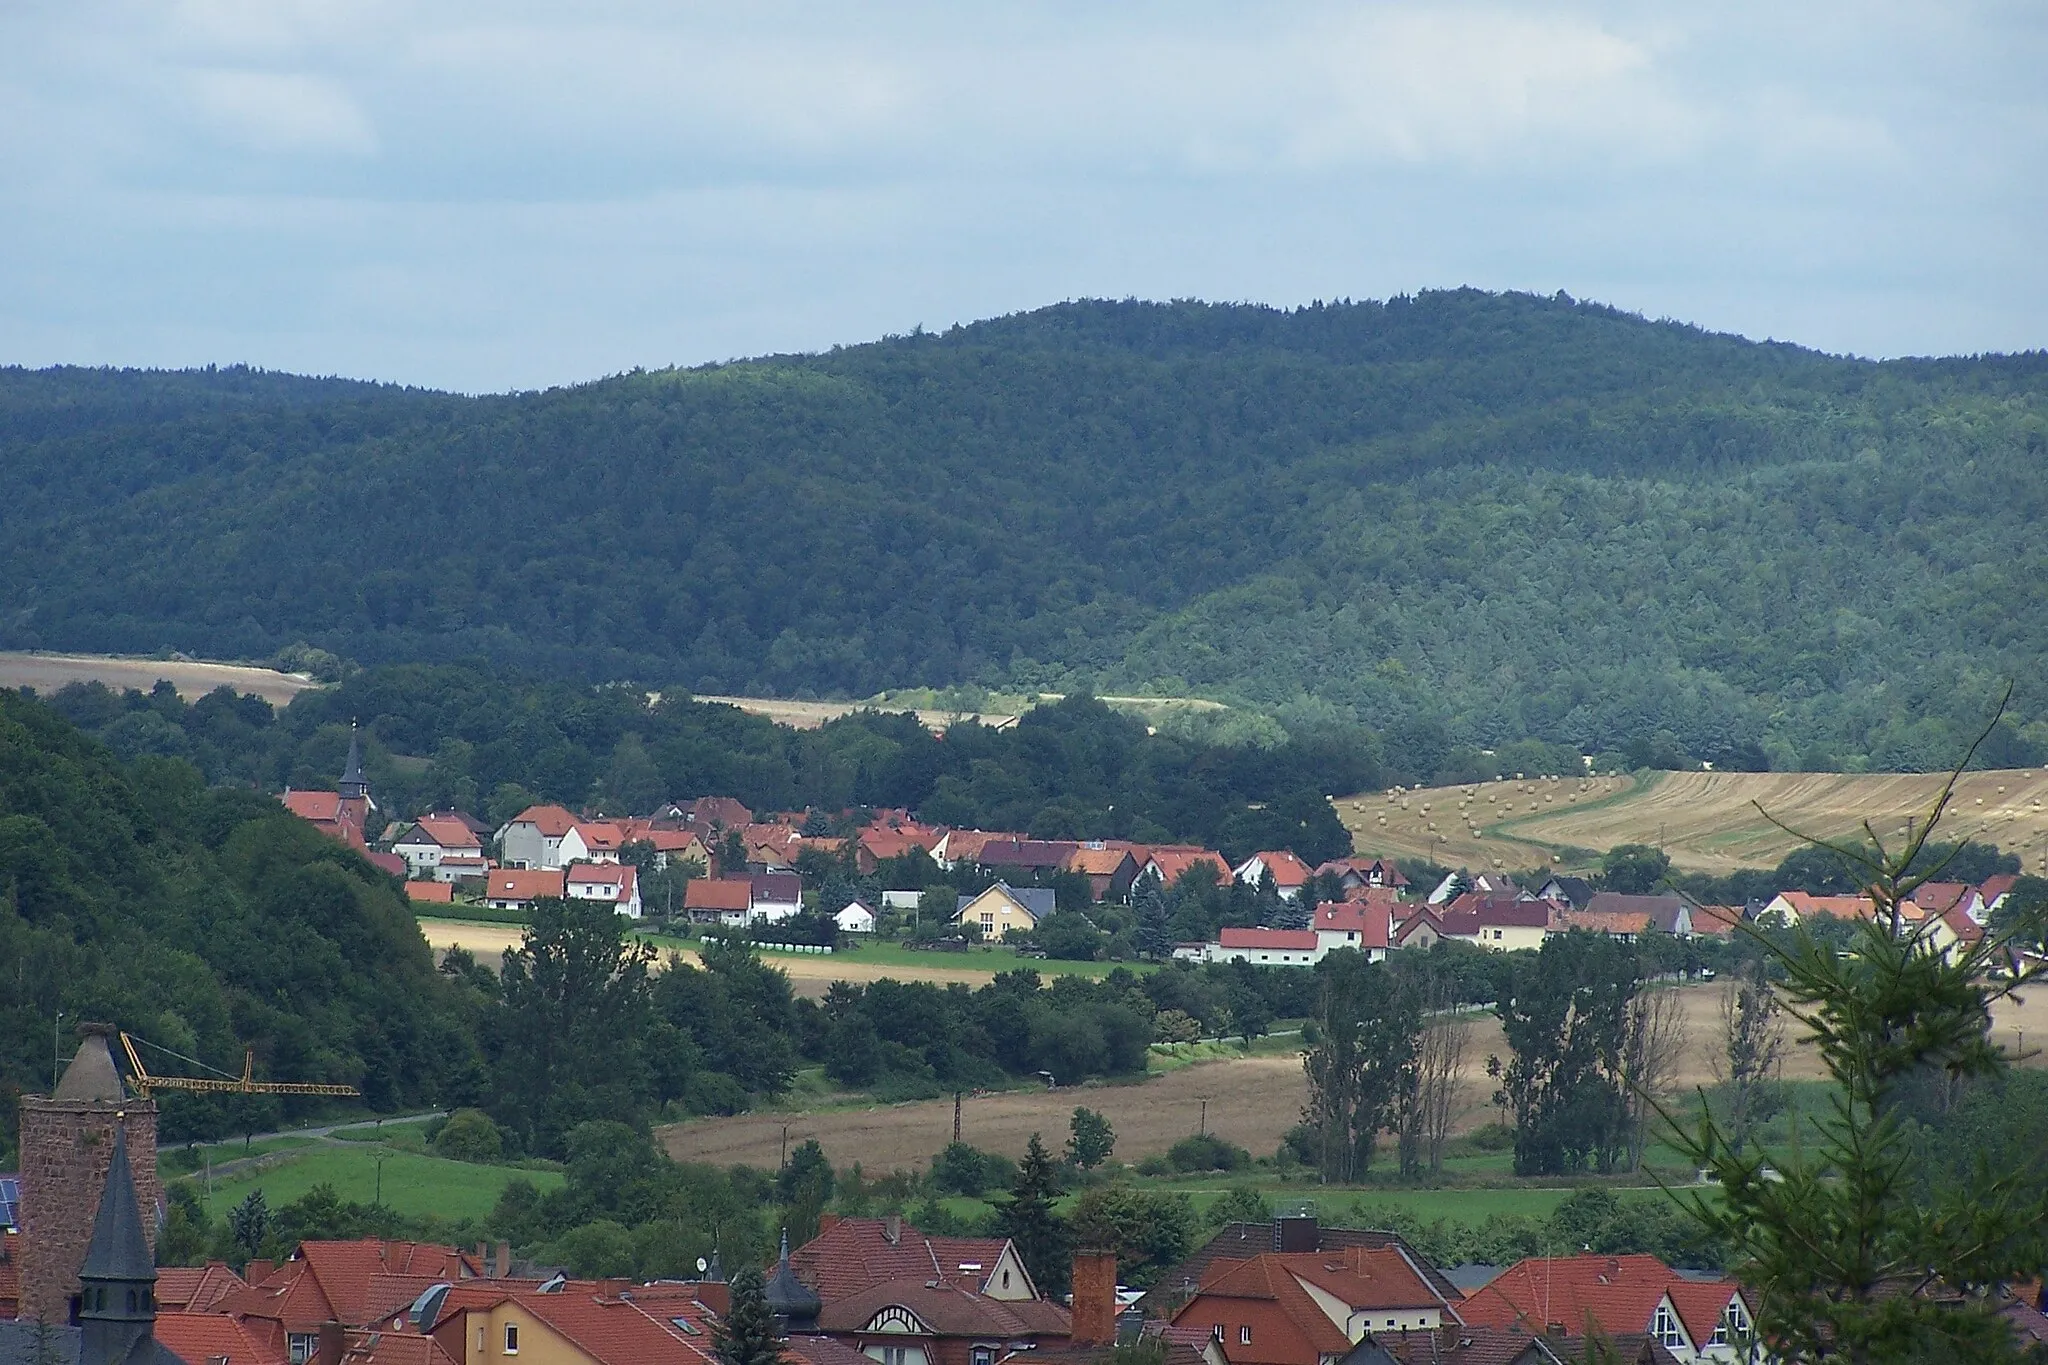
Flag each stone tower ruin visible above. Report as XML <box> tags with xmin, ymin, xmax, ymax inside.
<box><xmin>16</xmin><ymin>1025</ymin><xmax>160</xmax><ymax>1324</ymax></box>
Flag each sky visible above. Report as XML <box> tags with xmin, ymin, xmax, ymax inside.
<box><xmin>2</xmin><ymin>1</ymin><xmax>2043</xmax><ymax>393</ymax></box>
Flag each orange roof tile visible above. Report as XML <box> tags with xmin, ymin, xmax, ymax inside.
<box><xmin>509</xmin><ymin>805</ymin><xmax>580</xmax><ymax>837</ymax></box>
<box><xmin>484</xmin><ymin>868</ymin><xmax>565</xmax><ymax>901</ymax></box>
<box><xmin>156</xmin><ymin>1261</ymin><xmax>249</xmax><ymax>1313</ymax></box>
<box><xmin>153</xmin><ymin>1310</ymin><xmax>288</xmax><ymax>1365</ymax></box>
<box><xmin>684</xmin><ymin>877</ymin><xmax>754</xmax><ymax>911</ymax></box>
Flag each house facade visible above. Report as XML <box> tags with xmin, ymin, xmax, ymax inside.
<box><xmin>497</xmin><ymin>806</ymin><xmax>580</xmax><ymax>871</ymax></box>
<box><xmin>955</xmin><ymin>884</ymin><xmax>1054</xmax><ymax>939</ymax></box>
<box><xmin>483</xmin><ymin>869</ymin><xmax>566</xmax><ymax>912</ymax></box>
<box><xmin>566</xmin><ymin>863</ymin><xmax>642</xmax><ymax>918</ymax></box>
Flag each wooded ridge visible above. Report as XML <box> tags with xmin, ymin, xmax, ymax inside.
<box><xmin>4</xmin><ymin>289</ymin><xmax>2045</xmax><ymax>770</ymax></box>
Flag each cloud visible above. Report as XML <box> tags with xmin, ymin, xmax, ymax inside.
<box><xmin>180</xmin><ymin>68</ymin><xmax>378</xmax><ymax>155</ymax></box>
<box><xmin>0</xmin><ymin>0</ymin><xmax>2041</xmax><ymax>389</ymax></box>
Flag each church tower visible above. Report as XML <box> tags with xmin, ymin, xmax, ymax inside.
<box><xmin>16</xmin><ymin>1027</ymin><xmax>159</xmax><ymax>1324</ymax></box>
<box><xmin>75</xmin><ymin>1130</ymin><xmax>157</xmax><ymax>1365</ymax></box>
<box><xmin>338</xmin><ymin>721</ymin><xmax>371</xmax><ymax>804</ymax></box>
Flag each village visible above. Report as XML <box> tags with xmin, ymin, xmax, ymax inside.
<box><xmin>279</xmin><ymin>732</ymin><xmax>2015</xmax><ymax>971</ymax></box>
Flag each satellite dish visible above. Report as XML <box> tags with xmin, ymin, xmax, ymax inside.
<box><xmin>697</xmin><ymin>1258</ymin><xmax>709</xmax><ymax>1274</ymax></box>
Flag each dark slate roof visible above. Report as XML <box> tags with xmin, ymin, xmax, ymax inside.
<box><xmin>341</xmin><ymin>725</ymin><xmax>366</xmax><ymax>787</ymax></box>
<box><xmin>80</xmin><ymin>1132</ymin><xmax>156</xmax><ymax>1285</ymax></box>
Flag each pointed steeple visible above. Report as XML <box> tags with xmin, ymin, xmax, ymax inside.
<box><xmin>763</xmin><ymin>1225</ymin><xmax>819</xmax><ymax>1335</ymax></box>
<box><xmin>338</xmin><ymin>721</ymin><xmax>370</xmax><ymax>803</ymax></box>
<box><xmin>77</xmin><ymin>1129</ymin><xmax>157</xmax><ymax>1364</ymax></box>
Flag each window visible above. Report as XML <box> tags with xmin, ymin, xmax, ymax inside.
<box><xmin>1211</xmin><ymin>1326</ymin><xmax>1224</xmax><ymax>1342</ymax></box>
<box><xmin>1239</xmin><ymin>1326</ymin><xmax>1252</xmax><ymax>1345</ymax></box>
<box><xmin>504</xmin><ymin>1322</ymin><xmax>520</xmax><ymax>1354</ymax></box>
<box><xmin>1650</xmin><ymin>1304</ymin><xmax>1683</xmax><ymax>1350</ymax></box>
<box><xmin>973</xmin><ymin>1349</ymin><xmax>995</xmax><ymax>1365</ymax></box>
<box><xmin>981</xmin><ymin>914</ymin><xmax>995</xmax><ymax>932</ymax></box>
<box><xmin>1002</xmin><ymin>1270</ymin><xmax>1011</xmax><ymax>1290</ymax></box>
<box><xmin>289</xmin><ymin>1335</ymin><xmax>317</xmax><ymax>1364</ymax></box>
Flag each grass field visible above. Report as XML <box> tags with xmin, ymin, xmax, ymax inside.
<box><xmin>175</xmin><ymin>1143</ymin><xmax>561</xmax><ymax>1224</ymax></box>
<box><xmin>1337</xmin><ymin>768</ymin><xmax>2048</xmax><ymax>874</ymax></box>
<box><xmin>417</xmin><ymin>918</ymin><xmax>1138</xmax><ymax>995</ymax></box>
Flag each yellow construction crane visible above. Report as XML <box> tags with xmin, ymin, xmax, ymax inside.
<box><xmin>117</xmin><ymin>1030</ymin><xmax>360</xmax><ymax>1099</ymax></box>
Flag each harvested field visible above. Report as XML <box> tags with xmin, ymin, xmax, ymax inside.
<box><xmin>690</xmin><ymin>692</ymin><xmax>1225</xmax><ymax>733</ymax></box>
<box><xmin>656</xmin><ymin>983</ymin><xmax>2048</xmax><ymax>1172</ymax></box>
<box><xmin>1337</xmin><ymin>769</ymin><xmax>2048</xmax><ymax>874</ymax></box>
<box><xmin>660</xmin><ymin>1053</ymin><xmax>1309</xmax><ymax>1171</ymax></box>
<box><xmin>0</xmin><ymin>650</ymin><xmax>319</xmax><ymax>706</ymax></box>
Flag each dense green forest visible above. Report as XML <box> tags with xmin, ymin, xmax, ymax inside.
<box><xmin>39</xmin><ymin>665</ymin><xmax>1359</xmax><ymax>859</ymax></box>
<box><xmin>4</xmin><ymin>291</ymin><xmax>2046</xmax><ymax>770</ymax></box>
<box><xmin>0</xmin><ymin>685</ymin><xmax>480</xmax><ymax>1156</ymax></box>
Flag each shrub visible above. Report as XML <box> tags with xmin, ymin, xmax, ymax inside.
<box><xmin>1166</xmin><ymin>1134</ymin><xmax>1251</xmax><ymax>1173</ymax></box>
<box><xmin>433</xmin><ymin>1108</ymin><xmax>504</xmax><ymax>1163</ymax></box>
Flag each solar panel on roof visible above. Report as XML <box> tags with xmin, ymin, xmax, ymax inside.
<box><xmin>0</xmin><ymin>1175</ymin><xmax>20</xmax><ymax>1229</ymax></box>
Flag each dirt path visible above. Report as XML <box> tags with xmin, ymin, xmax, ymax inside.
<box><xmin>0</xmin><ymin>650</ymin><xmax>319</xmax><ymax>705</ymax></box>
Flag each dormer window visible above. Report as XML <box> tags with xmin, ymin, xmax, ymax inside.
<box><xmin>1650</xmin><ymin>1303</ymin><xmax>1683</xmax><ymax>1350</ymax></box>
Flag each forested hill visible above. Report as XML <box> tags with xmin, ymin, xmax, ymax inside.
<box><xmin>4</xmin><ymin>290</ymin><xmax>2047</xmax><ymax>770</ymax></box>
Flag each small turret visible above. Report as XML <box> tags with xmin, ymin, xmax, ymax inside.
<box><xmin>763</xmin><ymin>1228</ymin><xmax>819</xmax><ymax>1335</ymax></box>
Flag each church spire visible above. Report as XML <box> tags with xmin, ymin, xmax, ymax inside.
<box><xmin>338</xmin><ymin>720</ymin><xmax>370</xmax><ymax>803</ymax></box>
<box><xmin>77</xmin><ymin>1128</ymin><xmax>157</xmax><ymax>1364</ymax></box>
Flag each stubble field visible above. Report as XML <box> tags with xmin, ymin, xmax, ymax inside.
<box><xmin>1338</xmin><ymin>769</ymin><xmax>2048</xmax><ymax>874</ymax></box>
<box><xmin>0</xmin><ymin>650</ymin><xmax>320</xmax><ymax>705</ymax></box>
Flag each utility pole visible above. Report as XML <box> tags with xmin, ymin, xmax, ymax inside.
<box><xmin>779</xmin><ymin>1124</ymin><xmax>788</xmax><ymax>1169</ymax></box>
<box><xmin>52</xmin><ymin>1010</ymin><xmax>63</xmax><ymax>1090</ymax></box>
<box><xmin>1199</xmin><ymin>1098</ymin><xmax>1208</xmax><ymax>1137</ymax></box>
<box><xmin>953</xmin><ymin>1091</ymin><xmax>963</xmax><ymax>1144</ymax></box>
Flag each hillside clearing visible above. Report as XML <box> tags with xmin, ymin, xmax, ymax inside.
<box><xmin>1337</xmin><ymin>769</ymin><xmax>2048</xmax><ymax>874</ymax></box>
<box><xmin>0</xmin><ymin>650</ymin><xmax>319</xmax><ymax>705</ymax></box>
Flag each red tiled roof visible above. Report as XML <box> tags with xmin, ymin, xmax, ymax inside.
<box><xmin>153</xmin><ymin>1310</ymin><xmax>287</xmax><ymax>1365</ymax></box>
<box><xmin>1148</xmin><ymin>848</ymin><xmax>1232</xmax><ymax>886</ymax></box>
<box><xmin>685</xmin><ymin>878</ymin><xmax>754</xmax><ymax>911</ymax></box>
<box><xmin>342</xmin><ymin>1331</ymin><xmax>460</xmax><ymax>1365</ymax></box>
<box><xmin>400</xmin><ymin>816</ymin><xmax>483</xmax><ymax>851</ymax></box>
<box><xmin>509</xmin><ymin>804</ymin><xmax>580</xmax><ymax>837</ymax></box>
<box><xmin>1459</xmin><ymin>1255</ymin><xmax>1678</xmax><ymax>1340</ymax></box>
<box><xmin>1689</xmin><ymin>903</ymin><xmax>1744</xmax><ymax>937</ymax></box>
<box><xmin>155</xmin><ymin>1262</ymin><xmax>249</xmax><ymax>1314</ymax></box>
<box><xmin>790</xmin><ymin>1218</ymin><xmax>1018</xmax><ymax>1303</ymax></box>
<box><xmin>976</xmin><ymin>839</ymin><xmax>1081</xmax><ymax>868</ymax></box>
<box><xmin>364</xmin><ymin>851</ymin><xmax>409</xmax><ymax>878</ymax></box>
<box><xmin>1238</xmin><ymin>851</ymin><xmax>1313</xmax><ymax>887</ymax></box>
<box><xmin>567</xmin><ymin>863</ymin><xmax>625</xmax><ymax>885</ymax></box>
<box><xmin>1065</xmin><ymin>847</ymin><xmax>1137</xmax><ymax>876</ymax></box>
<box><xmin>405</xmin><ymin>881</ymin><xmax>455</xmax><ymax>904</ymax></box>
<box><xmin>1911</xmin><ymin>882</ymin><xmax>1978</xmax><ymax>916</ymax></box>
<box><xmin>1312</xmin><ymin>901</ymin><xmax>1392</xmax><ymax>949</ymax></box>
<box><xmin>512</xmin><ymin>1290</ymin><xmax>723</xmax><ymax>1365</ymax></box>
<box><xmin>1178</xmin><ymin>1255</ymin><xmax>1350</xmax><ymax>1360</ymax></box>
<box><xmin>1217</xmin><ymin>927</ymin><xmax>1319</xmax><ymax>951</ymax></box>
<box><xmin>1979</xmin><ymin>874</ymin><xmax>2020</xmax><ymax>906</ymax></box>
<box><xmin>1395</xmin><ymin>907</ymin><xmax>1443</xmax><ymax>945</ymax></box>
<box><xmin>1665</xmin><ymin>1277</ymin><xmax>1744</xmax><ymax>1348</ymax></box>
<box><xmin>484</xmin><ymin>868</ymin><xmax>565</xmax><ymax>901</ymax></box>
<box><xmin>282</xmin><ymin>790</ymin><xmax>344</xmax><ymax>821</ymax></box>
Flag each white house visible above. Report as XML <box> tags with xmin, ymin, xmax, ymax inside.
<box><xmin>566</xmin><ymin>862</ymin><xmax>642</xmax><ymax>918</ymax></box>
<box><xmin>1310</xmin><ymin>901</ymin><xmax>1391</xmax><ymax>962</ymax></box>
<box><xmin>391</xmin><ymin>812</ymin><xmax>485</xmax><ymax>878</ymax></box>
<box><xmin>834</xmin><ymin>899</ymin><xmax>878</xmax><ymax>934</ymax></box>
<box><xmin>497</xmin><ymin>804</ymin><xmax>580</xmax><ymax>870</ymax></box>
<box><xmin>1202</xmin><ymin>927</ymin><xmax>1322</xmax><ymax>966</ymax></box>
<box><xmin>748</xmin><ymin>873</ymin><xmax>803</xmax><ymax>925</ymax></box>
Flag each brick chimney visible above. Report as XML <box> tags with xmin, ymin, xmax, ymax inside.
<box><xmin>883</xmin><ymin>1215</ymin><xmax>902</xmax><ymax>1246</ymax></box>
<box><xmin>315</xmin><ymin>1321</ymin><xmax>345</xmax><ymax>1365</ymax></box>
<box><xmin>245</xmin><ymin>1260</ymin><xmax>276</xmax><ymax>1287</ymax></box>
<box><xmin>497</xmin><ymin>1242</ymin><xmax>512</xmax><ymax>1278</ymax></box>
<box><xmin>1070</xmin><ymin>1250</ymin><xmax>1117</xmax><ymax>1345</ymax></box>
